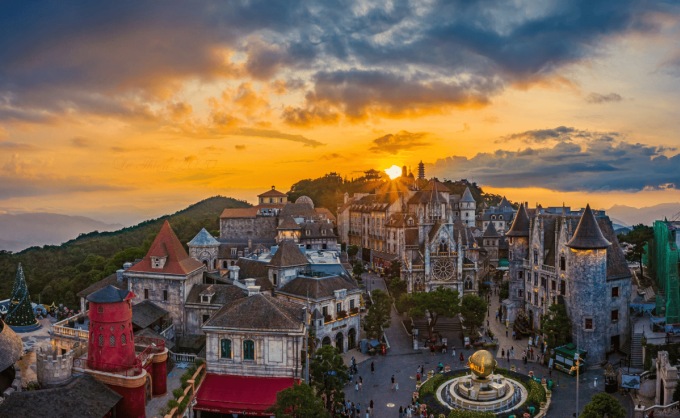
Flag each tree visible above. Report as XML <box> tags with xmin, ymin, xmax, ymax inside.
<box><xmin>364</xmin><ymin>289</ymin><xmax>391</xmax><ymax>339</ymax></box>
<box><xmin>538</xmin><ymin>304</ymin><xmax>572</xmax><ymax>349</ymax></box>
<box><xmin>309</xmin><ymin>345</ymin><xmax>349</xmax><ymax>412</ymax></box>
<box><xmin>673</xmin><ymin>379</ymin><xmax>680</xmax><ymax>404</ymax></box>
<box><xmin>579</xmin><ymin>393</ymin><xmax>626</xmax><ymax>418</ymax></box>
<box><xmin>388</xmin><ymin>277</ymin><xmax>407</xmax><ymax>299</ymax></box>
<box><xmin>352</xmin><ymin>263</ymin><xmax>364</xmax><ymax>278</ymax></box>
<box><xmin>5</xmin><ymin>264</ymin><xmax>39</xmax><ymax>328</ymax></box>
<box><xmin>385</xmin><ymin>259</ymin><xmax>401</xmax><ymax>278</ymax></box>
<box><xmin>618</xmin><ymin>224</ymin><xmax>654</xmax><ymax>277</ymax></box>
<box><xmin>499</xmin><ymin>280</ymin><xmax>509</xmax><ymax>300</ymax></box>
<box><xmin>346</xmin><ymin>245</ymin><xmax>359</xmax><ymax>259</ymax></box>
<box><xmin>266</xmin><ymin>381</ymin><xmax>329</xmax><ymax>418</ymax></box>
<box><xmin>408</xmin><ymin>287</ymin><xmax>460</xmax><ymax>338</ymax></box>
<box><xmin>460</xmin><ymin>295</ymin><xmax>487</xmax><ymax>332</ymax></box>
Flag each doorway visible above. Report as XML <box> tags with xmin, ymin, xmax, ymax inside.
<box><xmin>335</xmin><ymin>332</ymin><xmax>344</xmax><ymax>353</ymax></box>
<box><xmin>611</xmin><ymin>335</ymin><xmax>620</xmax><ymax>352</ymax></box>
<box><xmin>348</xmin><ymin>328</ymin><xmax>356</xmax><ymax>350</ymax></box>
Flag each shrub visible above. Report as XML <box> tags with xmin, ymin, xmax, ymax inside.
<box><xmin>447</xmin><ymin>410</ymin><xmax>495</xmax><ymax>418</ymax></box>
<box><xmin>526</xmin><ymin>379</ymin><xmax>546</xmax><ymax>406</ymax></box>
<box><xmin>187</xmin><ymin>365</ymin><xmax>198</xmax><ymax>376</ymax></box>
<box><xmin>337</xmin><ymin>310</ymin><xmax>347</xmax><ymax>319</ymax></box>
<box><xmin>167</xmin><ymin>400</ymin><xmax>179</xmax><ymax>409</ymax></box>
<box><xmin>172</xmin><ymin>388</ymin><xmax>184</xmax><ymax>399</ymax></box>
<box><xmin>194</xmin><ymin>358</ymin><xmax>205</xmax><ymax>366</ymax></box>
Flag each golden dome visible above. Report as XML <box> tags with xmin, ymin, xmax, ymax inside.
<box><xmin>468</xmin><ymin>350</ymin><xmax>497</xmax><ymax>378</ymax></box>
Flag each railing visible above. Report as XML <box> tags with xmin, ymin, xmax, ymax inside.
<box><xmin>160</xmin><ymin>323</ymin><xmax>174</xmax><ymax>339</ymax></box>
<box><xmin>165</xmin><ymin>363</ymin><xmax>206</xmax><ymax>418</ymax></box>
<box><xmin>522</xmin><ymin>259</ymin><xmax>531</xmax><ymax>269</ymax></box>
<box><xmin>52</xmin><ymin>314</ymin><xmax>89</xmax><ymax>341</ymax></box>
<box><xmin>412</xmin><ymin>265</ymin><xmax>424</xmax><ymax>270</ymax></box>
<box><xmin>541</xmin><ymin>264</ymin><xmax>556</xmax><ymax>274</ymax></box>
<box><xmin>642</xmin><ymin>401</ymin><xmax>679</xmax><ymax>416</ymax></box>
<box><xmin>135</xmin><ymin>336</ymin><xmax>165</xmax><ymax>353</ymax></box>
<box><xmin>74</xmin><ymin>357</ymin><xmax>143</xmax><ymax>377</ymax></box>
<box><xmin>463</xmin><ymin>264</ymin><xmax>475</xmax><ymax>269</ymax></box>
<box><xmin>323</xmin><ymin>312</ymin><xmax>360</xmax><ymax>327</ymax></box>
<box><xmin>170</xmin><ymin>351</ymin><xmax>199</xmax><ymax>364</ymax></box>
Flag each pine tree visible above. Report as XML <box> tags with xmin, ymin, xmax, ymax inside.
<box><xmin>5</xmin><ymin>263</ymin><xmax>39</xmax><ymax>328</ymax></box>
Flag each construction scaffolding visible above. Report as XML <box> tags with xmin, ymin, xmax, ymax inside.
<box><xmin>645</xmin><ymin>221</ymin><xmax>680</xmax><ymax>325</ymax></box>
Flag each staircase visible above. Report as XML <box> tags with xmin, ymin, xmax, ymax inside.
<box><xmin>412</xmin><ymin>318</ymin><xmax>430</xmax><ymax>338</ymax></box>
<box><xmin>630</xmin><ymin>332</ymin><xmax>644</xmax><ymax>368</ymax></box>
<box><xmin>433</xmin><ymin>317</ymin><xmax>463</xmax><ymax>334</ymax></box>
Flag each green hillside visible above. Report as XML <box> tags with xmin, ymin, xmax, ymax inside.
<box><xmin>0</xmin><ymin>196</ymin><xmax>249</xmax><ymax>306</ymax></box>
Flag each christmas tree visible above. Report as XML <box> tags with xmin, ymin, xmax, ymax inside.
<box><xmin>5</xmin><ymin>263</ymin><xmax>40</xmax><ymax>329</ymax></box>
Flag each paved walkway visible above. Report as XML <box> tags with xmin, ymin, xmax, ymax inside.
<box><xmin>341</xmin><ymin>279</ymin><xmax>634</xmax><ymax>418</ymax></box>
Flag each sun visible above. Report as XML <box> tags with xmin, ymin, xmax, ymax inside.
<box><xmin>384</xmin><ymin>165</ymin><xmax>402</xmax><ymax>180</ymax></box>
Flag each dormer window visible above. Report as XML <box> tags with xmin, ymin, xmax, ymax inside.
<box><xmin>306</xmin><ymin>230</ymin><xmax>311</xmax><ymax>236</ymax></box>
<box><xmin>201</xmin><ymin>295</ymin><xmax>211</xmax><ymax>304</ymax></box>
<box><xmin>151</xmin><ymin>256</ymin><xmax>167</xmax><ymax>269</ymax></box>
<box><xmin>321</xmin><ymin>229</ymin><xmax>326</xmax><ymax>236</ymax></box>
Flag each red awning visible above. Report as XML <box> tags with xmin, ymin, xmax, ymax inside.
<box><xmin>194</xmin><ymin>373</ymin><xmax>297</xmax><ymax>416</ymax></box>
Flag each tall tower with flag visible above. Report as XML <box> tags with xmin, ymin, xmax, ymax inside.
<box><xmin>5</xmin><ymin>263</ymin><xmax>41</xmax><ymax>332</ymax></box>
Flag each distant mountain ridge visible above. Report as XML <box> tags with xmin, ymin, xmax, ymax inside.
<box><xmin>0</xmin><ymin>213</ymin><xmax>123</xmax><ymax>252</ymax></box>
<box><xmin>606</xmin><ymin>203</ymin><xmax>680</xmax><ymax>226</ymax></box>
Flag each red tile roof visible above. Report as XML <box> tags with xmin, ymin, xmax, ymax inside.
<box><xmin>220</xmin><ymin>207</ymin><xmax>259</xmax><ymax>218</ymax></box>
<box><xmin>127</xmin><ymin>221</ymin><xmax>204</xmax><ymax>275</ymax></box>
<box><xmin>315</xmin><ymin>207</ymin><xmax>336</xmax><ymax>221</ymax></box>
<box><xmin>258</xmin><ymin>187</ymin><xmax>287</xmax><ymax>197</ymax></box>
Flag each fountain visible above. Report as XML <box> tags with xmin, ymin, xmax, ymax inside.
<box><xmin>436</xmin><ymin>350</ymin><xmax>528</xmax><ymax>413</ymax></box>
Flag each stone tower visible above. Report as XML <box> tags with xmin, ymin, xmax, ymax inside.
<box><xmin>418</xmin><ymin>160</ymin><xmax>425</xmax><ymax>179</ymax></box>
<box><xmin>188</xmin><ymin>228</ymin><xmax>220</xmax><ymax>271</ymax></box>
<box><xmin>506</xmin><ymin>203</ymin><xmax>531</xmax><ymax>323</ymax></box>
<box><xmin>36</xmin><ymin>345</ymin><xmax>77</xmax><ymax>387</ymax></box>
<box><xmin>566</xmin><ymin>204</ymin><xmax>610</xmax><ymax>366</ymax></box>
<box><xmin>460</xmin><ymin>186</ymin><xmax>476</xmax><ymax>227</ymax></box>
<box><xmin>86</xmin><ymin>285</ymin><xmax>137</xmax><ymax>371</ymax></box>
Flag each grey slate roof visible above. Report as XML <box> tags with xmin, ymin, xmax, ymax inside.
<box><xmin>185</xmin><ymin>284</ymin><xmax>247</xmax><ymax>305</ymax></box>
<box><xmin>134</xmin><ymin>327</ymin><xmax>175</xmax><ymax>350</ymax></box>
<box><xmin>131</xmin><ymin>300</ymin><xmax>168</xmax><ymax>329</ymax></box>
<box><xmin>498</xmin><ymin>196</ymin><xmax>513</xmax><ymax>211</ymax></box>
<box><xmin>280</xmin><ymin>202</ymin><xmax>317</xmax><ymax>218</ymax></box>
<box><xmin>507</xmin><ymin>203</ymin><xmax>530</xmax><ymax>237</ymax></box>
<box><xmin>235</xmin><ymin>258</ymin><xmax>270</xmax><ymax>278</ymax></box>
<box><xmin>567</xmin><ymin>205</ymin><xmax>611</xmax><ymax>249</ymax></box>
<box><xmin>204</xmin><ymin>294</ymin><xmax>304</xmax><ymax>331</ymax></box>
<box><xmin>277</xmin><ymin>216</ymin><xmax>301</xmax><ymax>230</ymax></box>
<box><xmin>461</xmin><ymin>186</ymin><xmax>475</xmax><ymax>202</ymax></box>
<box><xmin>76</xmin><ymin>272</ymin><xmax>128</xmax><ymax>299</ymax></box>
<box><xmin>0</xmin><ymin>373</ymin><xmax>121</xmax><ymax>418</ymax></box>
<box><xmin>300</xmin><ymin>221</ymin><xmax>337</xmax><ymax>239</ymax></box>
<box><xmin>269</xmin><ymin>241</ymin><xmax>309</xmax><ymax>267</ymax></box>
<box><xmin>87</xmin><ymin>285</ymin><xmax>133</xmax><ymax>303</ymax></box>
<box><xmin>483</xmin><ymin>221</ymin><xmax>499</xmax><ymax>237</ymax></box>
<box><xmin>0</xmin><ymin>320</ymin><xmax>22</xmax><ymax>372</ymax></box>
<box><xmin>278</xmin><ymin>275</ymin><xmax>359</xmax><ymax>300</ymax></box>
<box><xmin>188</xmin><ymin>228</ymin><xmax>220</xmax><ymax>246</ymax></box>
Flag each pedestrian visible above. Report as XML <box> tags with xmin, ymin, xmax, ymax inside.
<box><xmin>487</xmin><ymin>319</ymin><xmax>489</xmax><ymax>327</ymax></box>
<box><xmin>371</xmin><ymin>361</ymin><xmax>375</xmax><ymax>374</ymax></box>
<box><xmin>438</xmin><ymin>362</ymin><xmax>443</xmax><ymax>373</ymax></box>
<box><xmin>530</xmin><ymin>348</ymin><xmax>534</xmax><ymax>360</ymax></box>
<box><xmin>512</xmin><ymin>330</ymin><xmax>516</xmax><ymax>340</ymax></box>
<box><xmin>370</xmin><ymin>400</ymin><xmax>374</xmax><ymax>416</ymax></box>
<box><xmin>502</xmin><ymin>348</ymin><xmax>505</xmax><ymax>358</ymax></box>
<box><xmin>399</xmin><ymin>406</ymin><xmax>404</xmax><ymax>418</ymax></box>
<box><xmin>495</xmin><ymin>312</ymin><xmax>498</xmax><ymax>320</ymax></box>
<box><xmin>506</xmin><ymin>329</ymin><xmax>508</xmax><ymax>338</ymax></box>
<box><xmin>460</xmin><ymin>352</ymin><xmax>465</xmax><ymax>366</ymax></box>
<box><xmin>452</xmin><ymin>345</ymin><xmax>456</xmax><ymax>358</ymax></box>
<box><xmin>429</xmin><ymin>344</ymin><xmax>435</xmax><ymax>356</ymax></box>
<box><xmin>549</xmin><ymin>365</ymin><xmax>552</xmax><ymax>377</ymax></box>
<box><xmin>365</xmin><ymin>410</ymin><xmax>369</xmax><ymax>418</ymax></box>
<box><xmin>357</xmin><ymin>403</ymin><xmax>361</xmax><ymax>417</ymax></box>
<box><xmin>511</xmin><ymin>348</ymin><xmax>514</xmax><ymax>358</ymax></box>
<box><xmin>391</xmin><ymin>375</ymin><xmax>395</xmax><ymax>391</ymax></box>
<box><xmin>359</xmin><ymin>376</ymin><xmax>363</xmax><ymax>390</ymax></box>
<box><xmin>355</xmin><ymin>381</ymin><xmax>359</xmax><ymax>391</ymax></box>
<box><xmin>416</xmin><ymin>371</ymin><xmax>421</xmax><ymax>382</ymax></box>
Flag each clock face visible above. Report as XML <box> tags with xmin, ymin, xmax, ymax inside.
<box><xmin>432</xmin><ymin>259</ymin><xmax>455</xmax><ymax>281</ymax></box>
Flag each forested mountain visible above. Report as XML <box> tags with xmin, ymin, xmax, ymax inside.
<box><xmin>0</xmin><ymin>196</ymin><xmax>249</xmax><ymax>306</ymax></box>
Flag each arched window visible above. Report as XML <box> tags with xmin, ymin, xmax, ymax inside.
<box><xmin>243</xmin><ymin>340</ymin><xmax>255</xmax><ymax>360</ymax></box>
<box><xmin>122</xmin><ymin>333</ymin><xmax>127</xmax><ymax>345</ymax></box>
<box><xmin>98</xmin><ymin>334</ymin><xmax>104</xmax><ymax>346</ymax></box>
<box><xmin>221</xmin><ymin>339</ymin><xmax>232</xmax><ymax>359</ymax></box>
<box><xmin>223</xmin><ymin>261</ymin><xmax>228</xmax><ymax>268</ymax></box>
<box><xmin>109</xmin><ymin>335</ymin><xmax>115</xmax><ymax>346</ymax></box>
<box><xmin>98</xmin><ymin>306</ymin><xmax>103</xmax><ymax>314</ymax></box>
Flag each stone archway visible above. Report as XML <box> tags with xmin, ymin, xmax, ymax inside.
<box><xmin>335</xmin><ymin>332</ymin><xmax>344</xmax><ymax>353</ymax></box>
<box><xmin>322</xmin><ymin>336</ymin><xmax>331</xmax><ymax>346</ymax></box>
<box><xmin>348</xmin><ymin>328</ymin><xmax>357</xmax><ymax>350</ymax></box>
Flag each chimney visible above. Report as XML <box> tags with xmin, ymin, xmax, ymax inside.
<box><xmin>123</xmin><ymin>262</ymin><xmax>132</xmax><ymax>270</ymax></box>
<box><xmin>247</xmin><ymin>285</ymin><xmax>261</xmax><ymax>296</ymax></box>
<box><xmin>244</xmin><ymin>278</ymin><xmax>256</xmax><ymax>288</ymax></box>
<box><xmin>116</xmin><ymin>269</ymin><xmax>125</xmax><ymax>283</ymax></box>
<box><xmin>228</xmin><ymin>265</ymin><xmax>240</xmax><ymax>281</ymax></box>
<box><xmin>272</xmin><ymin>185</ymin><xmax>275</xmax><ymax>190</ymax></box>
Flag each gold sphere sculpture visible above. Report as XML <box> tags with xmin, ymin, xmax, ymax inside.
<box><xmin>468</xmin><ymin>350</ymin><xmax>497</xmax><ymax>378</ymax></box>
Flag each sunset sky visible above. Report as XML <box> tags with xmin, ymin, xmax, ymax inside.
<box><xmin>2</xmin><ymin>1</ymin><xmax>680</xmax><ymax>223</ymax></box>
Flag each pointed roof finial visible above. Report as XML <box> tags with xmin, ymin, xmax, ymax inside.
<box><xmin>566</xmin><ymin>204</ymin><xmax>611</xmax><ymax>249</ymax></box>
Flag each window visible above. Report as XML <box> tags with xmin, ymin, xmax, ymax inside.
<box><xmin>221</xmin><ymin>339</ymin><xmax>232</xmax><ymax>359</ymax></box>
<box><xmin>533</xmin><ymin>273</ymin><xmax>538</xmax><ymax>286</ymax></box>
<box><xmin>551</xmin><ymin>280</ymin><xmax>556</xmax><ymax>291</ymax></box>
<box><xmin>518</xmin><ymin>271</ymin><xmax>523</xmax><ymax>280</ymax></box>
<box><xmin>122</xmin><ymin>333</ymin><xmax>127</xmax><ymax>345</ymax></box>
<box><xmin>322</xmin><ymin>306</ymin><xmax>328</xmax><ymax>316</ymax></box>
<box><xmin>560</xmin><ymin>256</ymin><xmax>566</xmax><ymax>271</ymax></box>
<box><xmin>273</xmin><ymin>273</ymin><xmax>278</xmax><ymax>286</ymax></box>
<box><xmin>98</xmin><ymin>306</ymin><xmax>103</xmax><ymax>314</ymax></box>
<box><xmin>336</xmin><ymin>302</ymin><xmax>342</xmax><ymax>313</ymax></box>
<box><xmin>611</xmin><ymin>310</ymin><xmax>619</xmax><ymax>322</ymax></box>
<box><xmin>560</xmin><ymin>280</ymin><xmax>566</xmax><ymax>296</ymax></box>
<box><xmin>203</xmin><ymin>314</ymin><xmax>210</xmax><ymax>324</ymax></box>
<box><xmin>110</xmin><ymin>335</ymin><xmax>116</xmax><ymax>346</ymax></box>
<box><xmin>231</xmin><ymin>248</ymin><xmax>237</xmax><ymax>257</ymax></box>
<box><xmin>585</xmin><ymin>318</ymin><xmax>593</xmax><ymax>330</ymax></box>
<box><xmin>163</xmin><ymin>290</ymin><xmax>168</xmax><ymax>301</ymax></box>
<box><xmin>612</xmin><ymin>287</ymin><xmax>619</xmax><ymax>297</ymax></box>
<box><xmin>144</xmin><ymin>289</ymin><xmax>149</xmax><ymax>299</ymax></box>
<box><xmin>243</xmin><ymin>340</ymin><xmax>255</xmax><ymax>360</ymax></box>
<box><xmin>518</xmin><ymin>289</ymin><xmax>524</xmax><ymax>298</ymax></box>
<box><xmin>534</xmin><ymin>293</ymin><xmax>538</xmax><ymax>305</ymax></box>
<box><xmin>223</xmin><ymin>261</ymin><xmax>228</xmax><ymax>268</ymax></box>
<box><xmin>350</xmin><ymin>299</ymin><xmax>355</xmax><ymax>309</ymax></box>
<box><xmin>98</xmin><ymin>334</ymin><xmax>103</xmax><ymax>346</ymax></box>
<box><xmin>533</xmin><ymin>250</ymin><xmax>538</xmax><ymax>264</ymax></box>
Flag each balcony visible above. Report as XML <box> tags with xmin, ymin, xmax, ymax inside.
<box><xmin>323</xmin><ymin>312</ymin><xmax>360</xmax><ymax>331</ymax></box>
<box><xmin>52</xmin><ymin>313</ymin><xmax>89</xmax><ymax>341</ymax></box>
<box><xmin>411</xmin><ymin>264</ymin><xmax>424</xmax><ymax>271</ymax></box>
<box><xmin>540</xmin><ymin>264</ymin><xmax>556</xmax><ymax>274</ymax></box>
<box><xmin>522</xmin><ymin>259</ymin><xmax>531</xmax><ymax>269</ymax></box>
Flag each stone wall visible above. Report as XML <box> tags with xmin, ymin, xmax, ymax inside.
<box><xmin>220</xmin><ymin>217</ymin><xmax>277</xmax><ymax>240</ymax></box>
<box><xmin>36</xmin><ymin>345</ymin><xmax>76</xmax><ymax>387</ymax></box>
<box><xmin>205</xmin><ymin>331</ymin><xmax>304</xmax><ymax>378</ymax></box>
<box><xmin>508</xmin><ymin>236</ymin><xmax>528</xmax><ymax>308</ymax></box>
<box><xmin>185</xmin><ymin>305</ymin><xmax>221</xmax><ymax>336</ymax></box>
<box><xmin>568</xmin><ymin>248</ymin><xmax>608</xmax><ymax>366</ymax></box>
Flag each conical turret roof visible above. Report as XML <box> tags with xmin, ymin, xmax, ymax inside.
<box><xmin>506</xmin><ymin>204</ymin><xmax>530</xmax><ymax>237</ymax></box>
<box><xmin>188</xmin><ymin>228</ymin><xmax>220</xmax><ymax>246</ymax></box>
<box><xmin>498</xmin><ymin>196</ymin><xmax>513</xmax><ymax>210</ymax></box>
<box><xmin>483</xmin><ymin>221</ymin><xmax>499</xmax><ymax>237</ymax></box>
<box><xmin>567</xmin><ymin>205</ymin><xmax>611</xmax><ymax>249</ymax></box>
<box><xmin>461</xmin><ymin>186</ymin><xmax>475</xmax><ymax>202</ymax></box>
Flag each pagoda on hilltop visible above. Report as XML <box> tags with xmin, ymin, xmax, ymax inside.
<box><xmin>5</xmin><ymin>263</ymin><xmax>41</xmax><ymax>332</ymax></box>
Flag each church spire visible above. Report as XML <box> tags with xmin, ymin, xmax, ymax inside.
<box><xmin>5</xmin><ymin>263</ymin><xmax>41</xmax><ymax>331</ymax></box>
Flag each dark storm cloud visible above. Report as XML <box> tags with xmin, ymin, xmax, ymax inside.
<box><xmin>430</xmin><ymin>139</ymin><xmax>680</xmax><ymax>192</ymax></box>
<box><xmin>495</xmin><ymin>126</ymin><xmax>621</xmax><ymax>144</ymax></box>
<box><xmin>0</xmin><ymin>0</ymin><xmax>676</xmax><ymax>125</ymax></box>
<box><xmin>368</xmin><ymin>131</ymin><xmax>433</xmax><ymax>155</ymax></box>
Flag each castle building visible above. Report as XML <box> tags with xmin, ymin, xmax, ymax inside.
<box><xmin>504</xmin><ymin>204</ymin><xmax>631</xmax><ymax>367</ymax></box>
<box><xmin>476</xmin><ymin>196</ymin><xmax>516</xmax><ymax>234</ymax></box>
